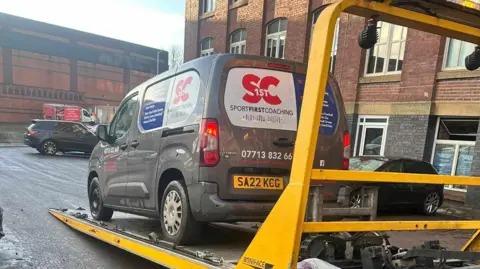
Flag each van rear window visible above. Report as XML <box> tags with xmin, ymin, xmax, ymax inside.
<box><xmin>223</xmin><ymin>68</ymin><xmax>339</xmax><ymax>134</ymax></box>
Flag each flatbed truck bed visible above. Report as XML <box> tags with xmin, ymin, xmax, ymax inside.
<box><xmin>49</xmin><ymin>208</ymin><xmax>255</xmax><ymax>268</ymax></box>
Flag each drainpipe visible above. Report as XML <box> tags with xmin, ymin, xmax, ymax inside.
<box><xmin>156</xmin><ymin>51</ymin><xmax>161</xmax><ymax>74</ymax></box>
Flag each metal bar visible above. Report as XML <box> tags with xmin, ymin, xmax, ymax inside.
<box><xmin>303</xmin><ymin>221</ymin><xmax>480</xmax><ymax>233</ymax></box>
<box><xmin>311</xmin><ymin>169</ymin><xmax>480</xmax><ymax>185</ymax></box>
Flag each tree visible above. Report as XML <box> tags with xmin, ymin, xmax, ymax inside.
<box><xmin>169</xmin><ymin>44</ymin><xmax>184</xmax><ymax>69</ymax></box>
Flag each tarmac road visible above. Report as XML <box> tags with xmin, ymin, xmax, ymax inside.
<box><xmin>0</xmin><ymin>147</ymin><xmax>161</xmax><ymax>269</ymax></box>
<box><xmin>0</xmin><ymin>147</ymin><xmax>476</xmax><ymax>269</ymax></box>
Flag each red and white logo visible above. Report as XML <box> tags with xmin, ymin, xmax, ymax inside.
<box><xmin>172</xmin><ymin>76</ymin><xmax>193</xmax><ymax>104</ymax></box>
<box><xmin>241</xmin><ymin>74</ymin><xmax>282</xmax><ymax>105</ymax></box>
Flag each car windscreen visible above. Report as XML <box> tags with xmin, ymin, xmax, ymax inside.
<box><xmin>223</xmin><ymin>67</ymin><xmax>339</xmax><ymax>134</ymax></box>
<box><xmin>349</xmin><ymin>158</ymin><xmax>386</xmax><ymax>171</ymax></box>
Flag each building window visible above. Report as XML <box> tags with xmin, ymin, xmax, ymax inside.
<box><xmin>202</xmin><ymin>0</ymin><xmax>215</xmax><ymax>14</ymax></box>
<box><xmin>200</xmin><ymin>38</ymin><xmax>214</xmax><ymax>57</ymax></box>
<box><xmin>265</xmin><ymin>19</ymin><xmax>287</xmax><ymax>59</ymax></box>
<box><xmin>311</xmin><ymin>11</ymin><xmax>340</xmax><ymax>73</ymax></box>
<box><xmin>354</xmin><ymin>116</ymin><xmax>389</xmax><ymax>156</ymax></box>
<box><xmin>443</xmin><ymin>38</ymin><xmax>476</xmax><ymax>69</ymax></box>
<box><xmin>230</xmin><ymin>29</ymin><xmax>246</xmax><ymax>54</ymax></box>
<box><xmin>365</xmin><ymin>22</ymin><xmax>407</xmax><ymax>76</ymax></box>
<box><xmin>431</xmin><ymin>118</ymin><xmax>478</xmax><ymax>192</ymax></box>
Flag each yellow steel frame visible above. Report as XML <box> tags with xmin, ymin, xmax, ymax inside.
<box><xmin>235</xmin><ymin>0</ymin><xmax>480</xmax><ymax>268</ymax></box>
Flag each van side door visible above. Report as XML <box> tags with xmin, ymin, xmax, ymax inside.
<box><xmin>126</xmin><ymin>71</ymin><xmax>177</xmax><ymax>211</ymax></box>
<box><xmin>101</xmin><ymin>94</ymin><xmax>139</xmax><ymax>206</ymax></box>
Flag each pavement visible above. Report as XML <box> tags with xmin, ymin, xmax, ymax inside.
<box><xmin>0</xmin><ymin>146</ymin><xmax>478</xmax><ymax>268</ymax></box>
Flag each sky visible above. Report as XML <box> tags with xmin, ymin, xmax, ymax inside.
<box><xmin>0</xmin><ymin>0</ymin><xmax>185</xmax><ymax>51</ymax></box>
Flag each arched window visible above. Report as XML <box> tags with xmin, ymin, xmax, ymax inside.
<box><xmin>265</xmin><ymin>19</ymin><xmax>287</xmax><ymax>59</ymax></box>
<box><xmin>230</xmin><ymin>29</ymin><xmax>246</xmax><ymax>54</ymax></box>
<box><xmin>200</xmin><ymin>38</ymin><xmax>214</xmax><ymax>57</ymax></box>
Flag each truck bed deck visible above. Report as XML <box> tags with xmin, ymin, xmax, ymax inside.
<box><xmin>49</xmin><ymin>208</ymin><xmax>256</xmax><ymax>268</ymax></box>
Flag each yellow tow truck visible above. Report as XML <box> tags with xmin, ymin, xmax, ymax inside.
<box><xmin>50</xmin><ymin>0</ymin><xmax>480</xmax><ymax>268</ymax></box>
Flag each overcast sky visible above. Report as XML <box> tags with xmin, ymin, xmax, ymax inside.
<box><xmin>0</xmin><ymin>0</ymin><xmax>185</xmax><ymax>50</ymax></box>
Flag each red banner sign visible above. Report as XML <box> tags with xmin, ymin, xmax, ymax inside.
<box><xmin>63</xmin><ymin>108</ymin><xmax>81</xmax><ymax>121</ymax></box>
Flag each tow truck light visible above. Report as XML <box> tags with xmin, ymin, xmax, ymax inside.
<box><xmin>267</xmin><ymin>63</ymin><xmax>292</xmax><ymax>70</ymax></box>
<box><xmin>200</xmin><ymin>119</ymin><xmax>220</xmax><ymax>166</ymax></box>
<box><xmin>343</xmin><ymin>131</ymin><xmax>350</xmax><ymax>170</ymax></box>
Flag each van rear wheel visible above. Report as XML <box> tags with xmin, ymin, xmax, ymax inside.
<box><xmin>160</xmin><ymin>180</ymin><xmax>203</xmax><ymax>245</ymax></box>
<box><xmin>89</xmin><ymin>177</ymin><xmax>114</xmax><ymax>221</ymax></box>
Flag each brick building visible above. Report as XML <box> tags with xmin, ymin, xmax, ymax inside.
<box><xmin>0</xmin><ymin>12</ymin><xmax>168</xmax><ymax>124</ymax></box>
<box><xmin>184</xmin><ymin>0</ymin><xmax>480</xmax><ymax>204</ymax></box>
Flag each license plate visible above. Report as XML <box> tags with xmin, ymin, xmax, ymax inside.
<box><xmin>233</xmin><ymin>175</ymin><xmax>284</xmax><ymax>190</ymax></box>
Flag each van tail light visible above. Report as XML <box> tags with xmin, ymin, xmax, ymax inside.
<box><xmin>27</xmin><ymin>130</ymin><xmax>38</xmax><ymax>136</ymax></box>
<box><xmin>200</xmin><ymin>119</ymin><xmax>220</xmax><ymax>167</ymax></box>
<box><xmin>343</xmin><ymin>131</ymin><xmax>351</xmax><ymax>170</ymax></box>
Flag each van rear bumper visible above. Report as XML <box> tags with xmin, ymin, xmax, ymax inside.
<box><xmin>187</xmin><ymin>182</ymin><xmax>274</xmax><ymax>222</ymax></box>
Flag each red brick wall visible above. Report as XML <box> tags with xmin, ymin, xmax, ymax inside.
<box><xmin>12</xmin><ymin>50</ymin><xmax>70</xmax><ymax>90</ymax></box>
<box><xmin>185</xmin><ymin>0</ymin><xmax>200</xmax><ymax>61</ymax></box>
<box><xmin>77</xmin><ymin>61</ymin><xmax>124</xmax><ymax>102</ymax></box>
<box><xmin>184</xmin><ymin>0</ymin><xmax>480</xmax><ymax>108</ymax></box>
<box><xmin>199</xmin><ymin>0</ymin><xmax>229</xmax><ymax>53</ymax></box>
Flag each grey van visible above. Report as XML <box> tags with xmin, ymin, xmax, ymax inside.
<box><xmin>87</xmin><ymin>54</ymin><xmax>350</xmax><ymax>245</ymax></box>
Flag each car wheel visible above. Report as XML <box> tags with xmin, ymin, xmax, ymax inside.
<box><xmin>422</xmin><ymin>191</ymin><xmax>441</xmax><ymax>216</ymax></box>
<box><xmin>349</xmin><ymin>191</ymin><xmax>362</xmax><ymax>208</ymax></box>
<box><xmin>160</xmin><ymin>180</ymin><xmax>203</xmax><ymax>245</ymax></box>
<box><xmin>42</xmin><ymin>140</ymin><xmax>57</xmax><ymax>156</ymax></box>
<box><xmin>89</xmin><ymin>177</ymin><xmax>114</xmax><ymax>221</ymax></box>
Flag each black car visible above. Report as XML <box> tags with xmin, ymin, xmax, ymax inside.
<box><xmin>24</xmin><ymin>120</ymin><xmax>99</xmax><ymax>156</ymax></box>
<box><xmin>347</xmin><ymin>156</ymin><xmax>444</xmax><ymax>216</ymax></box>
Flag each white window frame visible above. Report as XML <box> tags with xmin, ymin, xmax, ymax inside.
<box><xmin>200</xmin><ymin>38</ymin><xmax>214</xmax><ymax>57</ymax></box>
<box><xmin>265</xmin><ymin>19</ymin><xmax>287</xmax><ymax>59</ymax></box>
<box><xmin>202</xmin><ymin>0</ymin><xmax>215</xmax><ymax>14</ymax></box>
<box><xmin>310</xmin><ymin>12</ymin><xmax>340</xmax><ymax>73</ymax></box>
<box><xmin>354</xmin><ymin>115</ymin><xmax>389</xmax><ymax>157</ymax></box>
<box><xmin>430</xmin><ymin>118</ymin><xmax>477</xmax><ymax>192</ymax></box>
<box><xmin>230</xmin><ymin>29</ymin><xmax>246</xmax><ymax>54</ymax></box>
<box><xmin>442</xmin><ymin>38</ymin><xmax>476</xmax><ymax>70</ymax></box>
<box><xmin>364</xmin><ymin>22</ymin><xmax>407</xmax><ymax>76</ymax></box>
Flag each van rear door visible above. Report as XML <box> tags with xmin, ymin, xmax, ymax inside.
<box><xmin>202</xmin><ymin>57</ymin><xmax>346</xmax><ymax>202</ymax></box>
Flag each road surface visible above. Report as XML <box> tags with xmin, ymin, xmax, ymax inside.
<box><xmin>0</xmin><ymin>147</ymin><xmax>476</xmax><ymax>268</ymax></box>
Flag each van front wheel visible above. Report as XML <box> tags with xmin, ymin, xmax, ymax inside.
<box><xmin>160</xmin><ymin>180</ymin><xmax>203</xmax><ymax>245</ymax></box>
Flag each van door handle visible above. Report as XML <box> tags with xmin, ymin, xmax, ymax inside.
<box><xmin>119</xmin><ymin>143</ymin><xmax>128</xmax><ymax>150</ymax></box>
<box><xmin>273</xmin><ymin>138</ymin><xmax>295</xmax><ymax>148</ymax></box>
<box><xmin>130</xmin><ymin>140</ymin><xmax>140</xmax><ymax>148</ymax></box>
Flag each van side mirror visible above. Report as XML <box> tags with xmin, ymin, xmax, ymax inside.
<box><xmin>96</xmin><ymin>125</ymin><xmax>111</xmax><ymax>143</ymax></box>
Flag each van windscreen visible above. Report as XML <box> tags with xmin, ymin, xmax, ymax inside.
<box><xmin>223</xmin><ymin>67</ymin><xmax>339</xmax><ymax>134</ymax></box>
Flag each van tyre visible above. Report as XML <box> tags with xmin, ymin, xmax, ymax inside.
<box><xmin>89</xmin><ymin>177</ymin><xmax>114</xmax><ymax>221</ymax></box>
<box><xmin>160</xmin><ymin>180</ymin><xmax>203</xmax><ymax>245</ymax></box>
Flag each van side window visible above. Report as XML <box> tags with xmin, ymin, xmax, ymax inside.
<box><xmin>165</xmin><ymin>71</ymin><xmax>201</xmax><ymax>126</ymax></box>
<box><xmin>140</xmin><ymin>78</ymin><xmax>174</xmax><ymax>131</ymax></box>
<box><xmin>110</xmin><ymin>95</ymin><xmax>139</xmax><ymax>140</ymax></box>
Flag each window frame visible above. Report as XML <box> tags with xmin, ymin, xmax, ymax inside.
<box><xmin>264</xmin><ymin>19</ymin><xmax>287</xmax><ymax>59</ymax></box>
<box><xmin>431</xmin><ymin>117</ymin><xmax>477</xmax><ymax>192</ymax></box>
<box><xmin>200</xmin><ymin>38</ymin><xmax>214</xmax><ymax>57</ymax></box>
<box><xmin>310</xmin><ymin>11</ymin><xmax>340</xmax><ymax>73</ymax></box>
<box><xmin>230</xmin><ymin>29</ymin><xmax>247</xmax><ymax>54</ymax></box>
<box><xmin>442</xmin><ymin>38</ymin><xmax>476</xmax><ymax>70</ymax></box>
<box><xmin>202</xmin><ymin>0</ymin><xmax>216</xmax><ymax>14</ymax></box>
<box><xmin>353</xmin><ymin>115</ymin><xmax>389</xmax><ymax>157</ymax></box>
<box><xmin>363</xmin><ymin>22</ymin><xmax>407</xmax><ymax>77</ymax></box>
<box><xmin>109</xmin><ymin>93</ymin><xmax>139</xmax><ymax>141</ymax></box>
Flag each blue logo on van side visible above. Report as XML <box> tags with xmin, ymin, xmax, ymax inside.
<box><xmin>293</xmin><ymin>74</ymin><xmax>338</xmax><ymax>135</ymax></box>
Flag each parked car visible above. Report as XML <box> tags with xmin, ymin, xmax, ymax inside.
<box><xmin>24</xmin><ymin>119</ymin><xmax>99</xmax><ymax>155</ymax></box>
<box><xmin>87</xmin><ymin>54</ymin><xmax>351</xmax><ymax>245</ymax></box>
<box><xmin>346</xmin><ymin>156</ymin><xmax>444</xmax><ymax>216</ymax></box>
